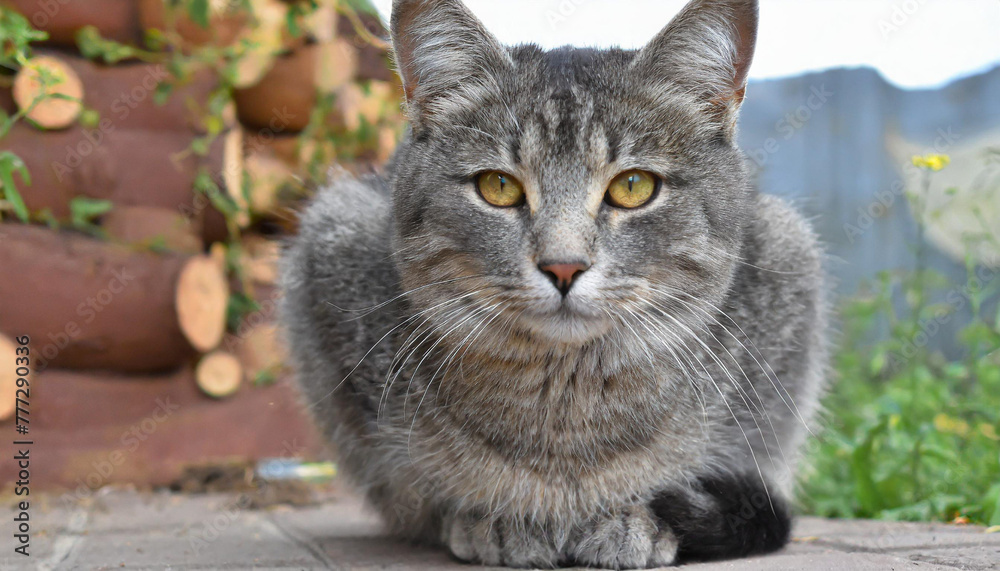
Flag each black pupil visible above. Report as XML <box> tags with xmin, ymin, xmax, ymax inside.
<box><xmin>628</xmin><ymin>175</ymin><xmax>636</xmax><ymax>192</ymax></box>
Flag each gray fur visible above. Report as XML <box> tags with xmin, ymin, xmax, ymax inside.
<box><xmin>280</xmin><ymin>0</ymin><xmax>827</xmax><ymax>568</ymax></box>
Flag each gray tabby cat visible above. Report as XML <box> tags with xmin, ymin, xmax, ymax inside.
<box><xmin>280</xmin><ymin>0</ymin><xmax>828</xmax><ymax>567</ymax></box>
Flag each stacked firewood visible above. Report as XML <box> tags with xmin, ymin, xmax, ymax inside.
<box><xmin>0</xmin><ymin>0</ymin><xmax>402</xmax><ymax>419</ymax></box>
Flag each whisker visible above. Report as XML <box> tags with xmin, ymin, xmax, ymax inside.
<box><xmin>403</xmin><ymin>301</ymin><xmax>504</xmax><ymax>463</ymax></box>
<box><xmin>307</xmin><ymin>292</ymin><xmax>481</xmax><ymax>415</ymax></box>
<box><xmin>378</xmin><ymin>293</ymin><xmax>485</xmax><ymax>423</ymax></box>
<box><xmin>660</xmin><ymin>294</ymin><xmax>793</xmax><ymax>472</ymax></box>
<box><xmin>409</xmin><ymin>301</ymin><xmax>506</xmax><ymax>453</ymax></box>
<box><xmin>648</xmin><ymin>283</ymin><xmax>814</xmax><ymax>436</ymax></box>
<box><xmin>713</xmin><ymin>248</ymin><xmax>809</xmax><ymax>276</ymax></box>
<box><xmin>625</xmin><ymin>299</ymin><xmax>776</xmax><ymax>510</ymax></box>
<box><xmin>383</xmin><ymin>296</ymin><xmax>487</xmax><ymax>422</ymax></box>
<box><xmin>327</xmin><ymin>275</ymin><xmax>485</xmax><ymax>317</ymax></box>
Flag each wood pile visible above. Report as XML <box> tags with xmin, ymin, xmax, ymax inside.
<box><xmin>0</xmin><ymin>0</ymin><xmax>402</xmax><ymax>417</ymax></box>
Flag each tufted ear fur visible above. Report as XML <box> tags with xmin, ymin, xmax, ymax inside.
<box><xmin>390</xmin><ymin>0</ymin><xmax>513</xmax><ymax>129</ymax></box>
<box><xmin>631</xmin><ymin>0</ymin><xmax>758</xmax><ymax>138</ymax></box>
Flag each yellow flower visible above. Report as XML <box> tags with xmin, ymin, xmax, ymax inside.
<box><xmin>934</xmin><ymin>413</ymin><xmax>970</xmax><ymax>437</ymax></box>
<box><xmin>912</xmin><ymin>154</ymin><xmax>951</xmax><ymax>172</ymax></box>
<box><xmin>979</xmin><ymin>423</ymin><xmax>999</xmax><ymax>441</ymax></box>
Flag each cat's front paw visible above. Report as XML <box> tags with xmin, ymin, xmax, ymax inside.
<box><xmin>568</xmin><ymin>506</ymin><xmax>678</xmax><ymax>570</ymax></box>
<box><xmin>443</xmin><ymin>511</ymin><xmax>561</xmax><ymax>569</ymax></box>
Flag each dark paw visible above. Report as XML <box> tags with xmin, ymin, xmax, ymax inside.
<box><xmin>650</xmin><ymin>473</ymin><xmax>792</xmax><ymax>563</ymax></box>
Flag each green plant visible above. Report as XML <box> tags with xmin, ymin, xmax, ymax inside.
<box><xmin>68</xmin><ymin>197</ymin><xmax>114</xmax><ymax>235</ymax></box>
<box><xmin>801</xmin><ymin>154</ymin><xmax>1000</xmax><ymax>526</ymax></box>
<box><xmin>1</xmin><ymin>8</ymin><xmax>53</xmax><ymax>221</ymax></box>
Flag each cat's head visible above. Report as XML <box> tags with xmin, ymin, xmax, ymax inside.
<box><xmin>389</xmin><ymin>0</ymin><xmax>758</xmax><ymax>347</ymax></box>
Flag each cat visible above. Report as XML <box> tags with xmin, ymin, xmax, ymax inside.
<box><xmin>280</xmin><ymin>0</ymin><xmax>828</xmax><ymax>568</ymax></box>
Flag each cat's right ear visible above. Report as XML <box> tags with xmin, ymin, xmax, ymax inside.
<box><xmin>391</xmin><ymin>0</ymin><xmax>512</xmax><ymax>129</ymax></box>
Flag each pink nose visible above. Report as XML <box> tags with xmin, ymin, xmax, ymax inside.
<box><xmin>539</xmin><ymin>262</ymin><xmax>590</xmax><ymax>296</ymax></box>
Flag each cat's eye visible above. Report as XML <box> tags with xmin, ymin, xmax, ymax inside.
<box><xmin>606</xmin><ymin>170</ymin><xmax>659</xmax><ymax>209</ymax></box>
<box><xmin>476</xmin><ymin>171</ymin><xmax>525</xmax><ymax>208</ymax></box>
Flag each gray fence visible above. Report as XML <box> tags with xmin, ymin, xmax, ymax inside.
<box><xmin>738</xmin><ymin>65</ymin><xmax>1000</xmax><ymax>352</ymax></box>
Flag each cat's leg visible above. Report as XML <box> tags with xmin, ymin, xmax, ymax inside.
<box><xmin>442</xmin><ymin>510</ymin><xmax>562</xmax><ymax>569</ymax></box>
<box><xmin>649</xmin><ymin>472</ymin><xmax>792</xmax><ymax>563</ymax></box>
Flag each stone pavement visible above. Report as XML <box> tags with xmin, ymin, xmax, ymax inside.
<box><xmin>4</xmin><ymin>488</ymin><xmax>998</xmax><ymax>570</ymax></box>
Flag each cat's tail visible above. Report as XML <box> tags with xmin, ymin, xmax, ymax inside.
<box><xmin>650</xmin><ymin>472</ymin><xmax>792</xmax><ymax>563</ymax></box>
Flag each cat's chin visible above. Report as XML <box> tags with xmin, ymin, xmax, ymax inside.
<box><xmin>521</xmin><ymin>309</ymin><xmax>613</xmax><ymax>346</ymax></box>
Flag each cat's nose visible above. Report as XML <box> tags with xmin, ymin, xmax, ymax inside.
<box><xmin>539</xmin><ymin>261</ymin><xmax>591</xmax><ymax>296</ymax></box>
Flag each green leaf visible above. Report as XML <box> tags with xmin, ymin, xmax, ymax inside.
<box><xmin>143</xmin><ymin>28</ymin><xmax>167</xmax><ymax>51</ymax></box>
<box><xmin>190</xmin><ymin>137</ymin><xmax>209</xmax><ymax>156</ymax></box>
<box><xmin>154</xmin><ymin>82</ymin><xmax>174</xmax><ymax>106</ymax></box>
<box><xmin>79</xmin><ymin>108</ymin><xmax>101</xmax><ymax>128</ymax></box>
<box><xmin>851</xmin><ymin>420</ymin><xmax>888</xmax><ymax>515</ymax></box>
<box><xmin>0</xmin><ymin>151</ymin><xmax>31</xmax><ymax>222</ymax></box>
<box><xmin>194</xmin><ymin>169</ymin><xmax>237</xmax><ymax>217</ymax></box>
<box><xmin>0</xmin><ymin>9</ymin><xmax>49</xmax><ymax>68</ymax></box>
<box><xmin>69</xmin><ymin>197</ymin><xmax>114</xmax><ymax>228</ymax></box>
<box><xmin>75</xmin><ymin>26</ymin><xmax>141</xmax><ymax>64</ymax></box>
<box><xmin>285</xmin><ymin>5</ymin><xmax>302</xmax><ymax>38</ymax></box>
<box><xmin>986</xmin><ymin>484</ymin><xmax>1000</xmax><ymax>526</ymax></box>
<box><xmin>188</xmin><ymin>0</ymin><xmax>211</xmax><ymax>28</ymax></box>
<box><xmin>254</xmin><ymin>369</ymin><xmax>277</xmax><ymax>387</ymax></box>
<box><xmin>870</xmin><ymin>350</ymin><xmax>887</xmax><ymax>376</ymax></box>
<box><xmin>226</xmin><ymin>290</ymin><xmax>261</xmax><ymax>331</ymax></box>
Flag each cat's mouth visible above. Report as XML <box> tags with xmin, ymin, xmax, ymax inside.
<box><xmin>520</xmin><ymin>302</ymin><xmax>613</xmax><ymax>345</ymax></box>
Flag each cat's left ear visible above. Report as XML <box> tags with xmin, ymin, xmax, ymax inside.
<box><xmin>632</xmin><ymin>0</ymin><xmax>758</xmax><ymax>137</ymax></box>
<box><xmin>390</xmin><ymin>0</ymin><xmax>513</xmax><ymax>129</ymax></box>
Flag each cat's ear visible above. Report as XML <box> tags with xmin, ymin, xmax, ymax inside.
<box><xmin>390</xmin><ymin>0</ymin><xmax>512</xmax><ymax>127</ymax></box>
<box><xmin>632</xmin><ymin>0</ymin><xmax>758</xmax><ymax>136</ymax></box>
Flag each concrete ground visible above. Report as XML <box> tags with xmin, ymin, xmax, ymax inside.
<box><xmin>5</xmin><ymin>488</ymin><xmax>998</xmax><ymax>570</ymax></box>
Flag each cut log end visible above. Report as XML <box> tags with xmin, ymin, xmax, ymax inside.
<box><xmin>246</xmin><ymin>152</ymin><xmax>293</xmax><ymax>216</ymax></box>
<box><xmin>13</xmin><ymin>55</ymin><xmax>84</xmax><ymax>130</ymax></box>
<box><xmin>196</xmin><ymin>351</ymin><xmax>243</xmax><ymax>398</ymax></box>
<box><xmin>236</xmin><ymin>323</ymin><xmax>286</xmax><ymax>383</ymax></box>
<box><xmin>0</xmin><ymin>334</ymin><xmax>18</xmax><ymax>421</ymax></box>
<box><xmin>175</xmin><ymin>256</ymin><xmax>230</xmax><ymax>353</ymax></box>
<box><xmin>241</xmin><ymin>235</ymin><xmax>282</xmax><ymax>286</ymax></box>
<box><xmin>223</xmin><ymin>128</ymin><xmax>249</xmax><ymax>228</ymax></box>
<box><xmin>316</xmin><ymin>38</ymin><xmax>359</xmax><ymax>94</ymax></box>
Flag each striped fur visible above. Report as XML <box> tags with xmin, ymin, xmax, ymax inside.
<box><xmin>281</xmin><ymin>0</ymin><xmax>827</xmax><ymax>568</ymax></box>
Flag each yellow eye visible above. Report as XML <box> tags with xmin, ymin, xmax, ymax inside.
<box><xmin>476</xmin><ymin>171</ymin><xmax>525</xmax><ymax>208</ymax></box>
<box><xmin>606</xmin><ymin>170</ymin><xmax>658</xmax><ymax>209</ymax></box>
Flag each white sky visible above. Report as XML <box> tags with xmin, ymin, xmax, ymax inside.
<box><xmin>372</xmin><ymin>0</ymin><xmax>1000</xmax><ymax>90</ymax></box>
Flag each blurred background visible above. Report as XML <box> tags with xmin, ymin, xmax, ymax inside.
<box><xmin>1</xmin><ymin>0</ymin><xmax>998</xmax><ymax>527</ymax></box>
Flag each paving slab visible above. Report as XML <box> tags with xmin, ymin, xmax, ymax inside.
<box><xmin>3</xmin><ymin>489</ymin><xmax>997</xmax><ymax>570</ymax></box>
